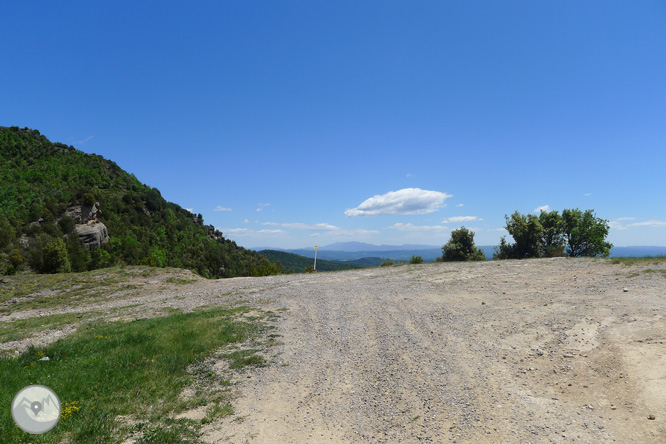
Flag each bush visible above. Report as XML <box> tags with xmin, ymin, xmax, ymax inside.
<box><xmin>305</xmin><ymin>265</ymin><xmax>315</xmax><ymax>273</ymax></box>
<box><xmin>442</xmin><ymin>227</ymin><xmax>485</xmax><ymax>261</ymax></box>
<box><xmin>410</xmin><ymin>255</ymin><xmax>424</xmax><ymax>264</ymax></box>
<box><xmin>380</xmin><ymin>259</ymin><xmax>394</xmax><ymax>267</ymax></box>
<box><xmin>41</xmin><ymin>237</ymin><xmax>71</xmax><ymax>273</ymax></box>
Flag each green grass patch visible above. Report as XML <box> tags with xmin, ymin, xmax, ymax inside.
<box><xmin>608</xmin><ymin>256</ymin><xmax>666</xmax><ymax>266</ymax></box>
<box><xmin>0</xmin><ymin>305</ymin><xmax>271</xmax><ymax>443</ymax></box>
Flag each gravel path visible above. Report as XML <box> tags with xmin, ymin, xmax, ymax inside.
<box><xmin>200</xmin><ymin>258</ymin><xmax>666</xmax><ymax>443</ymax></box>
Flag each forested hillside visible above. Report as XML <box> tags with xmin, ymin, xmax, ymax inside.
<box><xmin>0</xmin><ymin>126</ymin><xmax>280</xmax><ymax>278</ymax></box>
<box><xmin>258</xmin><ymin>250</ymin><xmax>373</xmax><ymax>273</ymax></box>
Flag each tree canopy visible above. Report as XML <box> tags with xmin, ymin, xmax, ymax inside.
<box><xmin>0</xmin><ymin>126</ymin><xmax>281</xmax><ymax>277</ymax></box>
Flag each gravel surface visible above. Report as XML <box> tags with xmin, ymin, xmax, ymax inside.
<box><xmin>3</xmin><ymin>258</ymin><xmax>665</xmax><ymax>443</ymax></box>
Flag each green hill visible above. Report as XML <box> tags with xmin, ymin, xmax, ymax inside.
<box><xmin>0</xmin><ymin>126</ymin><xmax>280</xmax><ymax>278</ymax></box>
<box><xmin>258</xmin><ymin>250</ymin><xmax>373</xmax><ymax>273</ymax></box>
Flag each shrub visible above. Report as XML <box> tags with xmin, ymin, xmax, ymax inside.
<box><xmin>380</xmin><ymin>259</ymin><xmax>394</xmax><ymax>267</ymax></box>
<box><xmin>410</xmin><ymin>255</ymin><xmax>424</xmax><ymax>264</ymax></box>
<box><xmin>41</xmin><ymin>237</ymin><xmax>71</xmax><ymax>273</ymax></box>
<box><xmin>442</xmin><ymin>227</ymin><xmax>486</xmax><ymax>261</ymax></box>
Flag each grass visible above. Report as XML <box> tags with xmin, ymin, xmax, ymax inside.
<box><xmin>0</xmin><ymin>266</ymin><xmax>197</xmax><ymax>315</ymax></box>
<box><xmin>0</xmin><ymin>311</ymin><xmax>99</xmax><ymax>343</ymax></box>
<box><xmin>0</xmin><ymin>305</ymin><xmax>274</xmax><ymax>443</ymax></box>
<box><xmin>608</xmin><ymin>256</ymin><xmax>666</xmax><ymax>266</ymax></box>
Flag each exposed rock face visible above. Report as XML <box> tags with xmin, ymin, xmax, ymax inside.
<box><xmin>64</xmin><ymin>202</ymin><xmax>109</xmax><ymax>249</ymax></box>
<box><xmin>75</xmin><ymin>222</ymin><xmax>109</xmax><ymax>249</ymax></box>
<box><xmin>64</xmin><ymin>202</ymin><xmax>101</xmax><ymax>224</ymax></box>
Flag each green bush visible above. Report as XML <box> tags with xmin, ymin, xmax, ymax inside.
<box><xmin>380</xmin><ymin>259</ymin><xmax>394</xmax><ymax>267</ymax></box>
<box><xmin>410</xmin><ymin>255</ymin><xmax>424</xmax><ymax>264</ymax></box>
<box><xmin>41</xmin><ymin>237</ymin><xmax>71</xmax><ymax>273</ymax></box>
<box><xmin>442</xmin><ymin>227</ymin><xmax>485</xmax><ymax>261</ymax></box>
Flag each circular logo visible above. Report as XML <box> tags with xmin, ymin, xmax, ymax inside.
<box><xmin>11</xmin><ymin>385</ymin><xmax>61</xmax><ymax>434</ymax></box>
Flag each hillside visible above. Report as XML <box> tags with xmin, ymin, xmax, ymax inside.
<box><xmin>258</xmin><ymin>249</ymin><xmax>373</xmax><ymax>273</ymax></box>
<box><xmin>0</xmin><ymin>126</ymin><xmax>280</xmax><ymax>278</ymax></box>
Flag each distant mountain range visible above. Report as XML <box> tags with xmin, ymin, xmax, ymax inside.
<box><xmin>252</xmin><ymin>243</ymin><xmax>666</xmax><ymax>262</ymax></box>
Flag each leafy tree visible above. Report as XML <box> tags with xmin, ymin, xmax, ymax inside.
<box><xmin>41</xmin><ymin>237</ymin><xmax>70</xmax><ymax>273</ymax></box>
<box><xmin>442</xmin><ymin>227</ymin><xmax>485</xmax><ymax>261</ymax></box>
<box><xmin>562</xmin><ymin>209</ymin><xmax>613</xmax><ymax>257</ymax></box>
<box><xmin>494</xmin><ymin>212</ymin><xmax>543</xmax><ymax>259</ymax></box>
<box><xmin>538</xmin><ymin>210</ymin><xmax>566</xmax><ymax>257</ymax></box>
<box><xmin>410</xmin><ymin>255</ymin><xmax>424</xmax><ymax>264</ymax></box>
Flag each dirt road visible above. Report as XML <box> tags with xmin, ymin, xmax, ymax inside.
<box><xmin>201</xmin><ymin>258</ymin><xmax>666</xmax><ymax>443</ymax></box>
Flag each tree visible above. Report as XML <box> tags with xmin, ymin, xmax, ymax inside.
<box><xmin>41</xmin><ymin>237</ymin><xmax>70</xmax><ymax>273</ymax></box>
<box><xmin>538</xmin><ymin>210</ymin><xmax>566</xmax><ymax>257</ymax></box>
<box><xmin>562</xmin><ymin>209</ymin><xmax>613</xmax><ymax>257</ymax></box>
<box><xmin>494</xmin><ymin>211</ymin><xmax>543</xmax><ymax>259</ymax></box>
<box><xmin>442</xmin><ymin>227</ymin><xmax>486</xmax><ymax>261</ymax></box>
<box><xmin>410</xmin><ymin>255</ymin><xmax>424</xmax><ymax>264</ymax></box>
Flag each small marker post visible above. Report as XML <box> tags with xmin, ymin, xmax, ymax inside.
<box><xmin>314</xmin><ymin>246</ymin><xmax>318</xmax><ymax>271</ymax></box>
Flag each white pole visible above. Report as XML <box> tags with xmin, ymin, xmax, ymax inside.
<box><xmin>314</xmin><ymin>246</ymin><xmax>318</xmax><ymax>271</ymax></box>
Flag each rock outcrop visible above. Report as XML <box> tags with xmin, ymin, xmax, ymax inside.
<box><xmin>64</xmin><ymin>202</ymin><xmax>110</xmax><ymax>249</ymax></box>
<box><xmin>75</xmin><ymin>222</ymin><xmax>109</xmax><ymax>249</ymax></box>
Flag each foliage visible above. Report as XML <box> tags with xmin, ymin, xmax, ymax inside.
<box><xmin>0</xmin><ymin>306</ymin><xmax>270</xmax><ymax>442</ymax></box>
<box><xmin>409</xmin><ymin>255</ymin><xmax>424</xmax><ymax>264</ymax></box>
<box><xmin>442</xmin><ymin>227</ymin><xmax>486</xmax><ymax>261</ymax></box>
<box><xmin>494</xmin><ymin>212</ymin><xmax>543</xmax><ymax>259</ymax></box>
<box><xmin>538</xmin><ymin>210</ymin><xmax>566</xmax><ymax>257</ymax></box>
<box><xmin>380</xmin><ymin>259</ymin><xmax>395</xmax><ymax>266</ymax></box>
<box><xmin>495</xmin><ymin>208</ymin><xmax>612</xmax><ymax>259</ymax></box>
<box><xmin>0</xmin><ymin>126</ymin><xmax>280</xmax><ymax>277</ymax></box>
<box><xmin>562</xmin><ymin>208</ymin><xmax>613</xmax><ymax>257</ymax></box>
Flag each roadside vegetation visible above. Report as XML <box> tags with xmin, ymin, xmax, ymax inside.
<box><xmin>0</xmin><ymin>305</ymin><xmax>276</xmax><ymax>443</ymax></box>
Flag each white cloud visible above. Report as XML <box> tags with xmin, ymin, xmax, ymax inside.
<box><xmin>627</xmin><ymin>220</ymin><xmax>666</xmax><ymax>227</ymax></box>
<box><xmin>222</xmin><ymin>228</ymin><xmax>285</xmax><ymax>236</ymax></box>
<box><xmin>488</xmin><ymin>228</ymin><xmax>508</xmax><ymax>232</ymax></box>
<box><xmin>185</xmin><ymin>208</ymin><xmax>193</xmax><ymax>213</ymax></box>
<box><xmin>261</xmin><ymin>221</ymin><xmax>280</xmax><ymax>226</ymax></box>
<box><xmin>456</xmin><ymin>203</ymin><xmax>464</xmax><ymax>207</ymax></box>
<box><xmin>406</xmin><ymin>173</ymin><xmax>414</xmax><ymax>178</ymax></box>
<box><xmin>75</xmin><ymin>136</ymin><xmax>94</xmax><ymax>145</ymax></box>
<box><xmin>281</xmin><ymin>223</ymin><xmax>340</xmax><ymax>231</ymax></box>
<box><xmin>214</xmin><ymin>206</ymin><xmax>233</xmax><ymax>212</ymax></box>
<box><xmin>583</xmin><ymin>193</ymin><xmax>592</xmax><ymax>196</ymax></box>
<box><xmin>534</xmin><ymin>205</ymin><xmax>551</xmax><ymax>213</ymax></box>
<box><xmin>616</xmin><ymin>217</ymin><xmax>636</xmax><ymax>221</ymax></box>
<box><xmin>345</xmin><ymin>188</ymin><xmax>452</xmax><ymax>217</ymax></box>
<box><xmin>442</xmin><ymin>216</ymin><xmax>481</xmax><ymax>223</ymax></box>
<box><xmin>608</xmin><ymin>221</ymin><xmax>628</xmax><ymax>231</ymax></box>
<box><xmin>387</xmin><ymin>223</ymin><xmax>449</xmax><ymax>232</ymax></box>
<box><xmin>256</xmin><ymin>203</ymin><xmax>270</xmax><ymax>212</ymax></box>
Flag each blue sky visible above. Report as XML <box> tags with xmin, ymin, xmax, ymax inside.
<box><xmin>2</xmin><ymin>1</ymin><xmax>665</xmax><ymax>249</ymax></box>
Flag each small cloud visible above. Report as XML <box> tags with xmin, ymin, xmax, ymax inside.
<box><xmin>627</xmin><ymin>220</ymin><xmax>666</xmax><ymax>227</ymax></box>
<box><xmin>488</xmin><ymin>228</ymin><xmax>508</xmax><ymax>232</ymax></box>
<box><xmin>608</xmin><ymin>221</ymin><xmax>628</xmax><ymax>230</ymax></box>
<box><xmin>214</xmin><ymin>206</ymin><xmax>233</xmax><ymax>212</ymax></box>
<box><xmin>616</xmin><ymin>217</ymin><xmax>635</xmax><ymax>221</ymax></box>
<box><xmin>310</xmin><ymin>233</ymin><xmax>321</xmax><ymax>237</ymax></box>
<box><xmin>256</xmin><ymin>203</ymin><xmax>270</xmax><ymax>212</ymax></box>
<box><xmin>345</xmin><ymin>188</ymin><xmax>452</xmax><ymax>217</ymax></box>
<box><xmin>406</xmin><ymin>173</ymin><xmax>414</xmax><ymax>178</ymax></box>
<box><xmin>442</xmin><ymin>216</ymin><xmax>481</xmax><ymax>223</ymax></box>
<box><xmin>281</xmin><ymin>222</ymin><xmax>340</xmax><ymax>231</ymax></box>
<box><xmin>583</xmin><ymin>193</ymin><xmax>592</xmax><ymax>196</ymax></box>
<box><xmin>387</xmin><ymin>223</ymin><xmax>449</xmax><ymax>232</ymax></box>
<box><xmin>261</xmin><ymin>221</ymin><xmax>280</xmax><ymax>226</ymax></box>
<box><xmin>534</xmin><ymin>205</ymin><xmax>551</xmax><ymax>213</ymax></box>
<box><xmin>185</xmin><ymin>208</ymin><xmax>193</xmax><ymax>213</ymax></box>
<box><xmin>75</xmin><ymin>136</ymin><xmax>94</xmax><ymax>145</ymax></box>
<box><xmin>456</xmin><ymin>203</ymin><xmax>464</xmax><ymax>207</ymax></box>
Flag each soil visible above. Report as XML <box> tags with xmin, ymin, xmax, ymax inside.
<box><xmin>3</xmin><ymin>258</ymin><xmax>666</xmax><ymax>443</ymax></box>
